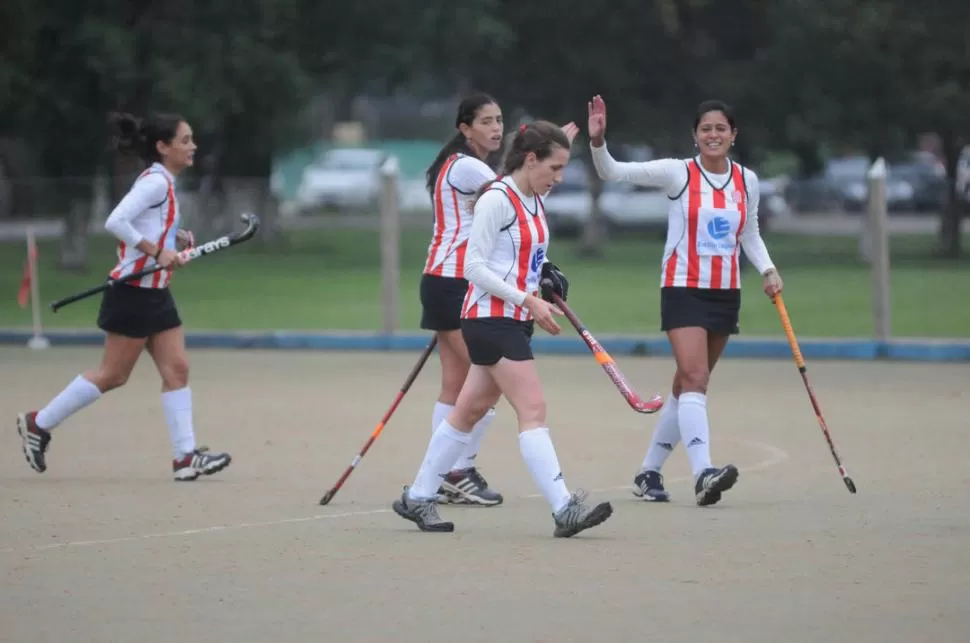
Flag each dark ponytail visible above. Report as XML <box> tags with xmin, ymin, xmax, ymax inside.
<box><xmin>471</xmin><ymin>120</ymin><xmax>571</xmax><ymax>206</ymax></box>
<box><xmin>109</xmin><ymin>111</ymin><xmax>185</xmax><ymax>165</ymax></box>
<box><xmin>425</xmin><ymin>92</ymin><xmax>498</xmax><ymax>194</ymax></box>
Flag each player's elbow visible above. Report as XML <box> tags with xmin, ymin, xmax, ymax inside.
<box><xmin>104</xmin><ymin>216</ymin><xmax>141</xmax><ymax>248</ymax></box>
<box><xmin>103</xmin><ymin>216</ymin><xmax>123</xmax><ymax>238</ymax></box>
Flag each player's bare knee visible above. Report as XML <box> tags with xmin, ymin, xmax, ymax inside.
<box><xmin>515</xmin><ymin>396</ymin><xmax>547</xmax><ymax>428</ymax></box>
<box><xmin>451</xmin><ymin>398</ymin><xmax>490</xmax><ymax>432</ymax></box>
<box><xmin>87</xmin><ymin>368</ymin><xmax>129</xmax><ymax>392</ymax></box>
<box><xmin>160</xmin><ymin>357</ymin><xmax>190</xmax><ymax>389</ymax></box>
<box><xmin>440</xmin><ymin>369</ymin><xmax>466</xmax><ymax>404</ymax></box>
<box><xmin>678</xmin><ymin>368</ymin><xmax>709</xmax><ymax>394</ymax></box>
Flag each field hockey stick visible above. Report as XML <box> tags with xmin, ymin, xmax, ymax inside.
<box><xmin>773</xmin><ymin>292</ymin><xmax>857</xmax><ymax>494</ymax></box>
<box><xmin>49</xmin><ymin>213</ymin><xmax>260</xmax><ymax>313</ymax></box>
<box><xmin>319</xmin><ymin>334</ymin><xmax>439</xmax><ymax>505</ymax></box>
<box><xmin>546</xmin><ymin>289</ymin><xmax>664</xmax><ymax>414</ymax></box>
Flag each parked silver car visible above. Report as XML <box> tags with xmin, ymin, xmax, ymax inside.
<box><xmin>295</xmin><ymin>148</ymin><xmax>389</xmax><ymax>212</ymax></box>
<box><xmin>543</xmin><ymin>159</ymin><xmax>669</xmax><ymax>235</ymax></box>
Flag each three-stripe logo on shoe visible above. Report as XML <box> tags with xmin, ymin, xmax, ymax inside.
<box><xmin>26</xmin><ymin>432</ymin><xmax>44</xmax><ymax>450</ymax></box>
<box><xmin>451</xmin><ymin>478</ymin><xmax>481</xmax><ymax>493</ymax></box>
<box><xmin>553</xmin><ymin>472</ymin><xmax>564</xmax><ymax>481</ymax></box>
<box><xmin>658</xmin><ymin>442</ymin><xmax>674</xmax><ymax>451</ymax></box>
<box><xmin>688</xmin><ymin>437</ymin><xmax>705</xmax><ymax>447</ymax></box>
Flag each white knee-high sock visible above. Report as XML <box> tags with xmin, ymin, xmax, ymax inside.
<box><xmin>162</xmin><ymin>387</ymin><xmax>196</xmax><ymax>459</ymax></box>
<box><xmin>452</xmin><ymin>408</ymin><xmax>496</xmax><ymax>471</ymax></box>
<box><xmin>678</xmin><ymin>392</ymin><xmax>712</xmax><ymax>478</ymax></box>
<box><xmin>431</xmin><ymin>401</ymin><xmax>453</xmax><ymax>435</ymax></box>
<box><xmin>641</xmin><ymin>394</ymin><xmax>680</xmax><ymax>472</ymax></box>
<box><xmin>519</xmin><ymin>427</ymin><xmax>571</xmax><ymax>513</ymax></box>
<box><xmin>35</xmin><ymin>375</ymin><xmax>102</xmax><ymax>431</ymax></box>
<box><xmin>408</xmin><ymin>421</ymin><xmax>471</xmax><ymax>501</ymax></box>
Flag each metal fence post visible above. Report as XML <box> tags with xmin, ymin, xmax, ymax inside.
<box><xmin>867</xmin><ymin>157</ymin><xmax>891</xmax><ymax>341</ymax></box>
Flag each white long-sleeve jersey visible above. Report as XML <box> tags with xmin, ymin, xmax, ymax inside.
<box><xmin>104</xmin><ymin>162</ymin><xmax>180</xmax><ymax>289</ymax></box>
<box><xmin>423</xmin><ymin>153</ymin><xmax>497</xmax><ymax>279</ymax></box>
<box><xmin>590</xmin><ymin>142</ymin><xmax>774</xmax><ymax>289</ymax></box>
<box><xmin>461</xmin><ymin>176</ymin><xmax>550</xmax><ymax>321</ymax></box>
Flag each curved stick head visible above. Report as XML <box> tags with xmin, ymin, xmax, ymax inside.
<box><xmin>635</xmin><ymin>393</ymin><xmax>665</xmax><ymax>414</ymax></box>
<box><xmin>319</xmin><ymin>489</ymin><xmax>336</xmax><ymax>505</ymax></box>
<box><xmin>234</xmin><ymin>213</ymin><xmax>261</xmax><ymax>242</ymax></box>
<box><xmin>843</xmin><ymin>477</ymin><xmax>857</xmax><ymax>494</ymax></box>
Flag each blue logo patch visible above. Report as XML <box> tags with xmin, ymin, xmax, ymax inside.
<box><xmin>707</xmin><ymin>216</ymin><xmax>731</xmax><ymax>240</ymax></box>
<box><xmin>530</xmin><ymin>247</ymin><xmax>545</xmax><ymax>273</ymax></box>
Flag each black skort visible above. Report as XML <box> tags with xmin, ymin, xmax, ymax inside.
<box><xmin>660</xmin><ymin>286</ymin><xmax>741</xmax><ymax>335</ymax></box>
<box><xmin>97</xmin><ymin>282</ymin><xmax>182</xmax><ymax>339</ymax></box>
<box><xmin>420</xmin><ymin>274</ymin><xmax>469</xmax><ymax>332</ymax></box>
<box><xmin>460</xmin><ymin>317</ymin><xmax>535</xmax><ymax>366</ymax></box>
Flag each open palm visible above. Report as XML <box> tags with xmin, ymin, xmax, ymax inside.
<box><xmin>560</xmin><ymin>121</ymin><xmax>580</xmax><ymax>144</ymax></box>
<box><xmin>587</xmin><ymin>94</ymin><xmax>607</xmax><ymax>143</ymax></box>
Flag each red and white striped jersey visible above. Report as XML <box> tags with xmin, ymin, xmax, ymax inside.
<box><xmin>105</xmin><ymin>163</ymin><xmax>180</xmax><ymax>289</ymax></box>
<box><xmin>588</xmin><ymin>143</ymin><xmax>775</xmax><ymax>290</ymax></box>
<box><xmin>661</xmin><ymin>159</ymin><xmax>749</xmax><ymax>289</ymax></box>
<box><xmin>461</xmin><ymin>177</ymin><xmax>549</xmax><ymax>321</ymax></box>
<box><xmin>423</xmin><ymin>153</ymin><xmax>496</xmax><ymax>279</ymax></box>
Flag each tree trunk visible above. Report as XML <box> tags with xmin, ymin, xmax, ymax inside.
<box><xmin>578</xmin><ymin>159</ymin><xmax>606</xmax><ymax>258</ymax></box>
<box><xmin>220</xmin><ymin>113</ymin><xmax>281</xmax><ymax>248</ymax></box>
<box><xmin>57</xmin><ymin>188</ymin><xmax>92</xmax><ymax>273</ymax></box>
<box><xmin>221</xmin><ymin>177</ymin><xmax>280</xmax><ymax>247</ymax></box>
<box><xmin>939</xmin><ymin>134</ymin><xmax>963</xmax><ymax>257</ymax></box>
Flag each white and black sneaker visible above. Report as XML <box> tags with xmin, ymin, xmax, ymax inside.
<box><xmin>172</xmin><ymin>447</ymin><xmax>232</xmax><ymax>481</ymax></box>
<box><xmin>436</xmin><ymin>467</ymin><xmax>504</xmax><ymax>506</ymax></box>
<box><xmin>392</xmin><ymin>486</ymin><xmax>455</xmax><ymax>532</ymax></box>
<box><xmin>694</xmin><ymin>465</ymin><xmax>739</xmax><ymax>506</ymax></box>
<box><xmin>633</xmin><ymin>469</ymin><xmax>671</xmax><ymax>502</ymax></box>
<box><xmin>17</xmin><ymin>411</ymin><xmax>51</xmax><ymax>473</ymax></box>
<box><xmin>552</xmin><ymin>490</ymin><xmax>614</xmax><ymax>538</ymax></box>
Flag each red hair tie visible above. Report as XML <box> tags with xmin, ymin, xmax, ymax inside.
<box><xmin>519</xmin><ymin>124</ymin><xmax>527</xmax><ymax>133</ymax></box>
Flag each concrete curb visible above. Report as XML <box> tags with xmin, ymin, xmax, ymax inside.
<box><xmin>2</xmin><ymin>329</ymin><xmax>968</xmax><ymax>362</ymax></box>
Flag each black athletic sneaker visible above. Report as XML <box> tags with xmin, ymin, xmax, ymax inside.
<box><xmin>17</xmin><ymin>411</ymin><xmax>50</xmax><ymax>473</ymax></box>
<box><xmin>694</xmin><ymin>465</ymin><xmax>739</xmax><ymax>506</ymax></box>
<box><xmin>172</xmin><ymin>447</ymin><xmax>232</xmax><ymax>481</ymax></box>
<box><xmin>393</xmin><ymin>487</ymin><xmax>455</xmax><ymax>532</ymax></box>
<box><xmin>436</xmin><ymin>467</ymin><xmax>504</xmax><ymax>506</ymax></box>
<box><xmin>552</xmin><ymin>490</ymin><xmax>614</xmax><ymax>538</ymax></box>
<box><xmin>633</xmin><ymin>469</ymin><xmax>671</xmax><ymax>502</ymax></box>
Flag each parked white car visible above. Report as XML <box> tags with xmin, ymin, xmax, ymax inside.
<box><xmin>543</xmin><ymin>159</ymin><xmax>669</xmax><ymax>235</ymax></box>
<box><xmin>294</xmin><ymin>148</ymin><xmax>388</xmax><ymax>211</ymax></box>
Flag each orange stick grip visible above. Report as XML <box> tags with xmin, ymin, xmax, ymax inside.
<box><xmin>774</xmin><ymin>293</ymin><xmax>805</xmax><ymax>369</ymax></box>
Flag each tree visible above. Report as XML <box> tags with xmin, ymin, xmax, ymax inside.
<box><xmin>467</xmin><ymin>0</ymin><xmax>685</xmax><ymax>256</ymax></box>
<box><xmin>0</xmin><ymin>0</ymin><xmax>511</xmax><ymax>266</ymax></box>
<box><xmin>759</xmin><ymin>0</ymin><xmax>970</xmax><ymax>255</ymax></box>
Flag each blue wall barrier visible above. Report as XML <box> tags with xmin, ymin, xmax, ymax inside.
<box><xmin>1</xmin><ymin>329</ymin><xmax>968</xmax><ymax>362</ymax></box>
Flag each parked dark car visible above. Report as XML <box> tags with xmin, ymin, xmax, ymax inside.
<box><xmin>784</xmin><ymin>153</ymin><xmax>947</xmax><ymax>214</ymax></box>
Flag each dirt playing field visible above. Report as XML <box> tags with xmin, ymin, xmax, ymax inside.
<box><xmin>1</xmin><ymin>346</ymin><xmax>967</xmax><ymax>643</ymax></box>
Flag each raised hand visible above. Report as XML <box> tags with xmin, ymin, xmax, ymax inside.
<box><xmin>560</xmin><ymin>121</ymin><xmax>580</xmax><ymax>145</ymax></box>
<box><xmin>587</xmin><ymin>95</ymin><xmax>607</xmax><ymax>146</ymax></box>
